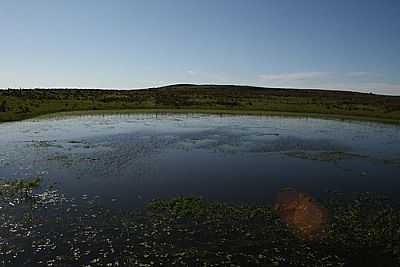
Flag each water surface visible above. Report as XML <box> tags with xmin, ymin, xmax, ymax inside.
<box><xmin>1</xmin><ymin>112</ymin><xmax>400</xmax><ymax>208</ymax></box>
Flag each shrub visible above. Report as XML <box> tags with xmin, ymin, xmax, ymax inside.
<box><xmin>0</xmin><ymin>100</ymin><xmax>7</xmax><ymax>112</ymax></box>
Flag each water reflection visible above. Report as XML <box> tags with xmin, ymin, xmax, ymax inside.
<box><xmin>1</xmin><ymin>113</ymin><xmax>400</xmax><ymax>207</ymax></box>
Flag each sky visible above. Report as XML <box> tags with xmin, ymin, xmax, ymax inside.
<box><xmin>0</xmin><ymin>0</ymin><xmax>399</xmax><ymax>95</ymax></box>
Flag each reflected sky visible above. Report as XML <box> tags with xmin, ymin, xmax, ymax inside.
<box><xmin>1</xmin><ymin>113</ymin><xmax>400</xmax><ymax>208</ymax></box>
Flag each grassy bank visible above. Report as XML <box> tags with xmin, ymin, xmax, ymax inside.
<box><xmin>1</xmin><ymin>84</ymin><xmax>400</xmax><ymax>123</ymax></box>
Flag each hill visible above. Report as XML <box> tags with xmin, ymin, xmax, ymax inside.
<box><xmin>1</xmin><ymin>84</ymin><xmax>400</xmax><ymax>123</ymax></box>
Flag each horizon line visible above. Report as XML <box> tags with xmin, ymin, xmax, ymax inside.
<box><xmin>0</xmin><ymin>83</ymin><xmax>398</xmax><ymax>97</ymax></box>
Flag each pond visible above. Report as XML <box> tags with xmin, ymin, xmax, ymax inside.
<box><xmin>1</xmin><ymin>112</ymin><xmax>400</xmax><ymax>208</ymax></box>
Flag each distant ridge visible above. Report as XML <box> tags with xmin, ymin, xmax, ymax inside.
<box><xmin>0</xmin><ymin>84</ymin><xmax>391</xmax><ymax>97</ymax></box>
<box><xmin>1</xmin><ymin>83</ymin><xmax>400</xmax><ymax>123</ymax></box>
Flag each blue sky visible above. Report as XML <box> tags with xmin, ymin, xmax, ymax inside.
<box><xmin>0</xmin><ymin>0</ymin><xmax>399</xmax><ymax>95</ymax></box>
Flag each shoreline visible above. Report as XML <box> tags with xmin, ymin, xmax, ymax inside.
<box><xmin>2</xmin><ymin>85</ymin><xmax>400</xmax><ymax>125</ymax></box>
<box><xmin>24</xmin><ymin>108</ymin><xmax>400</xmax><ymax>125</ymax></box>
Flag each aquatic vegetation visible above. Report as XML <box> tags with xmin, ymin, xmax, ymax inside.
<box><xmin>383</xmin><ymin>158</ymin><xmax>400</xmax><ymax>166</ymax></box>
<box><xmin>0</xmin><ymin>185</ymin><xmax>399</xmax><ymax>266</ymax></box>
<box><xmin>286</xmin><ymin>150</ymin><xmax>367</xmax><ymax>161</ymax></box>
<box><xmin>148</xmin><ymin>196</ymin><xmax>227</xmax><ymax>217</ymax></box>
<box><xmin>0</xmin><ymin>177</ymin><xmax>40</xmax><ymax>191</ymax></box>
<box><xmin>29</xmin><ymin>140</ymin><xmax>64</xmax><ymax>149</ymax></box>
<box><xmin>0</xmin><ymin>178</ymin><xmax>41</xmax><ymax>210</ymax></box>
<box><xmin>250</xmin><ymin>136</ymin><xmax>348</xmax><ymax>154</ymax></box>
<box><xmin>67</xmin><ymin>140</ymin><xmax>83</xmax><ymax>144</ymax></box>
<box><xmin>321</xmin><ymin>193</ymin><xmax>400</xmax><ymax>266</ymax></box>
<box><xmin>139</xmin><ymin>195</ymin><xmax>400</xmax><ymax>266</ymax></box>
<box><xmin>47</xmin><ymin>154</ymin><xmax>69</xmax><ymax>161</ymax></box>
<box><xmin>0</xmin><ymin>114</ymin><xmax>399</xmax><ymax>266</ymax></box>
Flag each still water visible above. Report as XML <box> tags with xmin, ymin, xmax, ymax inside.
<box><xmin>1</xmin><ymin>112</ymin><xmax>400</xmax><ymax>207</ymax></box>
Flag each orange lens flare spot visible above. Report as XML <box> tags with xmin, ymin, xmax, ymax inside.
<box><xmin>275</xmin><ymin>188</ymin><xmax>327</xmax><ymax>238</ymax></box>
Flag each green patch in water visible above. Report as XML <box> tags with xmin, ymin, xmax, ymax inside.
<box><xmin>383</xmin><ymin>158</ymin><xmax>400</xmax><ymax>166</ymax></box>
<box><xmin>286</xmin><ymin>150</ymin><xmax>367</xmax><ymax>161</ymax></box>
<box><xmin>148</xmin><ymin>196</ymin><xmax>226</xmax><ymax>217</ymax></box>
<box><xmin>47</xmin><ymin>155</ymin><xmax>69</xmax><ymax>161</ymax></box>
<box><xmin>0</xmin><ymin>189</ymin><xmax>399</xmax><ymax>266</ymax></box>
<box><xmin>30</xmin><ymin>140</ymin><xmax>64</xmax><ymax>149</ymax></box>
<box><xmin>0</xmin><ymin>177</ymin><xmax>41</xmax><ymax>190</ymax></box>
<box><xmin>67</xmin><ymin>140</ymin><xmax>83</xmax><ymax>144</ymax></box>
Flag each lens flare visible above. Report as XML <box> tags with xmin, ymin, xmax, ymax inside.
<box><xmin>275</xmin><ymin>188</ymin><xmax>327</xmax><ymax>238</ymax></box>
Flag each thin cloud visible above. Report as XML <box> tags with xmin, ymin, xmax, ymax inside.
<box><xmin>255</xmin><ymin>71</ymin><xmax>400</xmax><ymax>95</ymax></box>
<box><xmin>346</xmin><ymin>71</ymin><xmax>370</xmax><ymax>77</ymax></box>
<box><xmin>258</xmin><ymin>72</ymin><xmax>329</xmax><ymax>81</ymax></box>
<box><xmin>186</xmin><ymin>70</ymin><xmax>197</xmax><ymax>76</ymax></box>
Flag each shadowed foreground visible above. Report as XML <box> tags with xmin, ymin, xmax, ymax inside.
<box><xmin>0</xmin><ymin>179</ymin><xmax>399</xmax><ymax>267</ymax></box>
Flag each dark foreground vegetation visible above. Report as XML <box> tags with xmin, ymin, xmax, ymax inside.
<box><xmin>0</xmin><ymin>178</ymin><xmax>399</xmax><ymax>266</ymax></box>
<box><xmin>1</xmin><ymin>84</ymin><xmax>400</xmax><ymax>123</ymax></box>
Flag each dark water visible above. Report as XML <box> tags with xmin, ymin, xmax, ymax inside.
<box><xmin>1</xmin><ymin>112</ymin><xmax>400</xmax><ymax>208</ymax></box>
